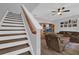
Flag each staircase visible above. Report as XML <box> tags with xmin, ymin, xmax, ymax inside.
<box><xmin>0</xmin><ymin>11</ymin><xmax>34</xmax><ymax>55</ymax></box>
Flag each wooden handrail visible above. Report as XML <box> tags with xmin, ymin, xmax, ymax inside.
<box><xmin>21</xmin><ymin>5</ymin><xmax>42</xmax><ymax>54</ymax></box>
<box><xmin>21</xmin><ymin>6</ymin><xmax>36</xmax><ymax>34</ymax></box>
<box><xmin>21</xmin><ymin>5</ymin><xmax>42</xmax><ymax>34</ymax></box>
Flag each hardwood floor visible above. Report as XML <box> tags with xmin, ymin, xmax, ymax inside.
<box><xmin>41</xmin><ymin>39</ymin><xmax>79</xmax><ymax>55</ymax></box>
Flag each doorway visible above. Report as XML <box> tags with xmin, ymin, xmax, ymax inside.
<box><xmin>40</xmin><ymin>23</ymin><xmax>55</xmax><ymax>39</ymax></box>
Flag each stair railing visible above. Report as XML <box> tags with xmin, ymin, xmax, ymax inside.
<box><xmin>20</xmin><ymin>5</ymin><xmax>42</xmax><ymax>55</ymax></box>
<box><xmin>0</xmin><ymin>10</ymin><xmax>8</xmax><ymax>27</ymax></box>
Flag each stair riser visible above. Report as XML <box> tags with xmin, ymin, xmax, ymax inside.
<box><xmin>0</xmin><ymin>12</ymin><xmax>32</xmax><ymax>55</ymax></box>
<box><xmin>3</xmin><ymin>22</ymin><xmax>24</xmax><ymax>24</ymax></box>
<box><xmin>0</xmin><ymin>44</ymin><xmax>29</xmax><ymax>54</ymax></box>
<box><xmin>0</xmin><ymin>38</ymin><xmax>27</xmax><ymax>44</ymax></box>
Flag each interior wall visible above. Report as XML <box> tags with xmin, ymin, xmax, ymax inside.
<box><xmin>0</xmin><ymin>3</ymin><xmax>21</xmax><ymax>22</ymax></box>
<box><xmin>52</xmin><ymin>15</ymin><xmax>79</xmax><ymax>33</ymax></box>
<box><xmin>0</xmin><ymin>3</ymin><xmax>39</xmax><ymax>22</ymax></box>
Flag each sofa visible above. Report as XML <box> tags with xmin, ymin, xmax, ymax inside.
<box><xmin>59</xmin><ymin>31</ymin><xmax>79</xmax><ymax>43</ymax></box>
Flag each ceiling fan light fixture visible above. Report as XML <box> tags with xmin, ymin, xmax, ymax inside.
<box><xmin>51</xmin><ymin>7</ymin><xmax>70</xmax><ymax>16</ymax></box>
<box><xmin>57</xmin><ymin>12</ymin><xmax>62</xmax><ymax>15</ymax></box>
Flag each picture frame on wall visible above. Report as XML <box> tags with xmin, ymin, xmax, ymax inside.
<box><xmin>73</xmin><ymin>24</ymin><xmax>77</xmax><ymax>27</ymax></box>
<box><xmin>61</xmin><ymin>22</ymin><xmax>64</xmax><ymax>24</ymax></box>
<box><xmin>60</xmin><ymin>18</ymin><xmax>77</xmax><ymax>28</ymax></box>
<box><xmin>69</xmin><ymin>19</ymin><xmax>71</xmax><ymax>23</ymax></box>
<box><xmin>61</xmin><ymin>24</ymin><xmax>63</xmax><ymax>27</ymax></box>
<box><xmin>64</xmin><ymin>24</ymin><xmax>67</xmax><ymax>27</ymax></box>
<box><xmin>68</xmin><ymin>24</ymin><xmax>71</xmax><ymax>27</ymax></box>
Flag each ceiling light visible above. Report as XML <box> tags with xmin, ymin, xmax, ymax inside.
<box><xmin>57</xmin><ymin>12</ymin><xmax>62</xmax><ymax>15</ymax></box>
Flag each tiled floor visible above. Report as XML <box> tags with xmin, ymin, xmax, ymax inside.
<box><xmin>41</xmin><ymin>39</ymin><xmax>79</xmax><ymax>55</ymax></box>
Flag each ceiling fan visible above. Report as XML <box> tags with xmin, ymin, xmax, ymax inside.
<box><xmin>51</xmin><ymin>7</ymin><xmax>70</xmax><ymax>15</ymax></box>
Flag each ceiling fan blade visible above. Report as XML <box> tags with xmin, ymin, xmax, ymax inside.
<box><xmin>60</xmin><ymin>13</ymin><xmax>63</xmax><ymax>15</ymax></box>
<box><xmin>52</xmin><ymin>13</ymin><xmax>56</xmax><ymax>15</ymax></box>
<box><xmin>52</xmin><ymin>11</ymin><xmax>56</xmax><ymax>12</ymax></box>
<box><xmin>63</xmin><ymin>10</ymin><xmax>70</xmax><ymax>12</ymax></box>
<box><xmin>62</xmin><ymin>7</ymin><xmax>65</xmax><ymax>10</ymax></box>
<box><xmin>58</xmin><ymin>8</ymin><xmax>60</xmax><ymax>12</ymax></box>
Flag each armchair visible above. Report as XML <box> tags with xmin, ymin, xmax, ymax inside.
<box><xmin>45</xmin><ymin>32</ymin><xmax>69</xmax><ymax>52</ymax></box>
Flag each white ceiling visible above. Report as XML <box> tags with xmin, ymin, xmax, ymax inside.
<box><xmin>32</xmin><ymin>3</ymin><xmax>79</xmax><ymax>21</ymax></box>
<box><xmin>24</xmin><ymin>3</ymin><xmax>39</xmax><ymax>12</ymax></box>
<box><xmin>0</xmin><ymin>3</ymin><xmax>79</xmax><ymax>22</ymax></box>
<box><xmin>0</xmin><ymin>3</ymin><xmax>39</xmax><ymax>21</ymax></box>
